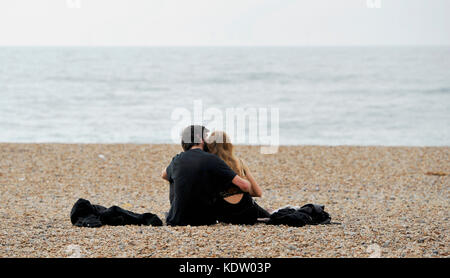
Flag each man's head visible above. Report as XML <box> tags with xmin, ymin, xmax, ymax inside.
<box><xmin>181</xmin><ymin>125</ymin><xmax>209</xmax><ymax>151</ymax></box>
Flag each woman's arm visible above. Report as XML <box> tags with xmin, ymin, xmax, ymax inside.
<box><xmin>242</xmin><ymin>162</ymin><xmax>262</xmax><ymax>197</ymax></box>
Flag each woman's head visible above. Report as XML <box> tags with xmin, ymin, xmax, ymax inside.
<box><xmin>206</xmin><ymin>131</ymin><xmax>244</xmax><ymax>176</ymax></box>
<box><xmin>206</xmin><ymin>131</ymin><xmax>232</xmax><ymax>152</ymax></box>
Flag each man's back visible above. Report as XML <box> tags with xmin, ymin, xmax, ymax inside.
<box><xmin>165</xmin><ymin>148</ymin><xmax>236</xmax><ymax>226</ymax></box>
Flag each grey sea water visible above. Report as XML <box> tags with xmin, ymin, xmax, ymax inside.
<box><xmin>0</xmin><ymin>46</ymin><xmax>449</xmax><ymax>146</ymax></box>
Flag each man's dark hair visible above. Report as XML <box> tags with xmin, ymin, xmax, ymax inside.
<box><xmin>181</xmin><ymin>125</ymin><xmax>209</xmax><ymax>151</ymax></box>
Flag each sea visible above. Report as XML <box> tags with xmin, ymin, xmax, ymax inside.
<box><xmin>0</xmin><ymin>46</ymin><xmax>449</xmax><ymax>146</ymax></box>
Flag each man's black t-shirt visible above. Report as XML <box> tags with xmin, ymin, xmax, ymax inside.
<box><xmin>165</xmin><ymin>148</ymin><xmax>237</xmax><ymax>226</ymax></box>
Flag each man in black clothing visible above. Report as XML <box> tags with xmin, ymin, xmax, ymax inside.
<box><xmin>162</xmin><ymin>125</ymin><xmax>251</xmax><ymax>226</ymax></box>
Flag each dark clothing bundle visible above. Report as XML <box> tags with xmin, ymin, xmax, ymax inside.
<box><xmin>266</xmin><ymin>204</ymin><xmax>331</xmax><ymax>227</ymax></box>
<box><xmin>215</xmin><ymin>192</ymin><xmax>270</xmax><ymax>225</ymax></box>
<box><xmin>70</xmin><ymin>198</ymin><xmax>332</xmax><ymax>228</ymax></box>
<box><xmin>70</xmin><ymin>198</ymin><xmax>163</xmax><ymax>228</ymax></box>
<box><xmin>165</xmin><ymin>148</ymin><xmax>237</xmax><ymax>226</ymax></box>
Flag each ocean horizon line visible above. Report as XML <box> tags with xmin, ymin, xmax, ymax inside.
<box><xmin>1</xmin><ymin>44</ymin><xmax>449</xmax><ymax>48</ymax></box>
<box><xmin>0</xmin><ymin>142</ymin><xmax>448</xmax><ymax>148</ymax></box>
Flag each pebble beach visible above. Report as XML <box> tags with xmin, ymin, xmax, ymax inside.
<box><xmin>0</xmin><ymin>143</ymin><xmax>448</xmax><ymax>258</ymax></box>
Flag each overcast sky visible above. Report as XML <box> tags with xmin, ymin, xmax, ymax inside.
<box><xmin>0</xmin><ymin>0</ymin><xmax>449</xmax><ymax>46</ymax></box>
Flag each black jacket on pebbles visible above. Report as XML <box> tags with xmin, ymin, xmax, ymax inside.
<box><xmin>70</xmin><ymin>198</ymin><xmax>163</xmax><ymax>228</ymax></box>
<box><xmin>264</xmin><ymin>204</ymin><xmax>332</xmax><ymax>227</ymax></box>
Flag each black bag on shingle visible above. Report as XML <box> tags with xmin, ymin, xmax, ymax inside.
<box><xmin>267</xmin><ymin>204</ymin><xmax>331</xmax><ymax>227</ymax></box>
<box><xmin>70</xmin><ymin>198</ymin><xmax>163</xmax><ymax>228</ymax></box>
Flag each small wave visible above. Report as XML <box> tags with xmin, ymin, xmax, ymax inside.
<box><xmin>426</xmin><ymin>87</ymin><xmax>450</xmax><ymax>93</ymax></box>
<box><xmin>202</xmin><ymin>72</ymin><xmax>289</xmax><ymax>84</ymax></box>
<box><xmin>46</xmin><ymin>76</ymin><xmax>150</xmax><ymax>84</ymax></box>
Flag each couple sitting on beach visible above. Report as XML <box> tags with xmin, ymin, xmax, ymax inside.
<box><xmin>70</xmin><ymin>124</ymin><xmax>332</xmax><ymax>228</ymax></box>
<box><xmin>161</xmin><ymin>125</ymin><xmax>270</xmax><ymax>226</ymax></box>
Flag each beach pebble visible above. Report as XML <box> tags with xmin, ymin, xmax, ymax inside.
<box><xmin>0</xmin><ymin>143</ymin><xmax>448</xmax><ymax>258</ymax></box>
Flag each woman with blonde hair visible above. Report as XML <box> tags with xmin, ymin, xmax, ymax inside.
<box><xmin>206</xmin><ymin>131</ymin><xmax>270</xmax><ymax>224</ymax></box>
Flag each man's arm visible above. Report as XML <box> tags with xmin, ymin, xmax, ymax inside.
<box><xmin>209</xmin><ymin>154</ymin><xmax>249</xmax><ymax>192</ymax></box>
<box><xmin>161</xmin><ymin>169</ymin><xmax>169</xmax><ymax>181</ymax></box>
<box><xmin>231</xmin><ymin>175</ymin><xmax>251</xmax><ymax>193</ymax></box>
<box><xmin>163</xmin><ymin>154</ymin><xmax>178</xmax><ymax>182</ymax></box>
